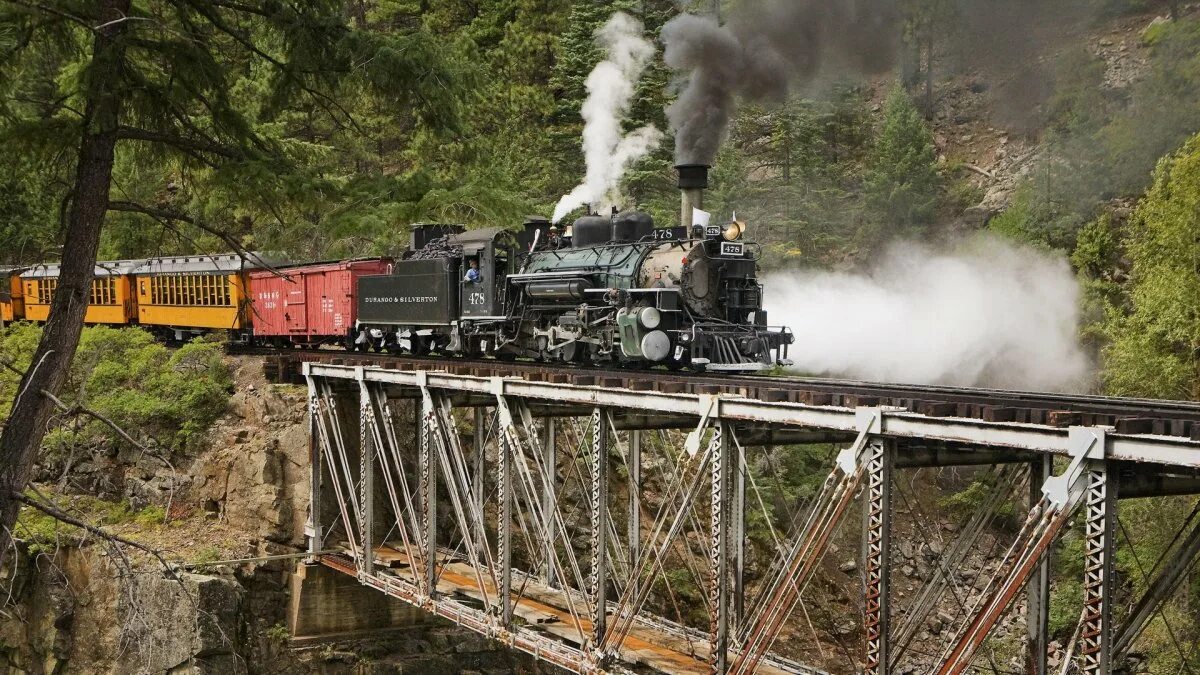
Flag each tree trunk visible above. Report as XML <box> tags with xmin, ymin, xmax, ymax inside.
<box><xmin>0</xmin><ymin>0</ymin><xmax>131</xmax><ymax>569</ymax></box>
<box><xmin>923</xmin><ymin>29</ymin><xmax>935</xmax><ymax>121</ymax></box>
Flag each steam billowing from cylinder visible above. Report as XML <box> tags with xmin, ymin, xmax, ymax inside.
<box><xmin>552</xmin><ymin>13</ymin><xmax>663</xmax><ymax>223</ymax></box>
<box><xmin>764</xmin><ymin>238</ymin><xmax>1092</xmax><ymax>391</ymax></box>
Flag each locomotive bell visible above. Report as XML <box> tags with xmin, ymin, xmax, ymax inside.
<box><xmin>722</xmin><ymin>219</ymin><xmax>746</xmax><ymax>242</ymax></box>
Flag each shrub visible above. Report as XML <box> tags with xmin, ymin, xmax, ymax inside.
<box><xmin>1101</xmin><ymin>132</ymin><xmax>1200</xmax><ymax>399</ymax></box>
<box><xmin>0</xmin><ymin>325</ymin><xmax>233</xmax><ymax>455</ymax></box>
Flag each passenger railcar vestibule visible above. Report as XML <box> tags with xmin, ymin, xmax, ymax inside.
<box><xmin>0</xmin><ymin>267</ymin><xmax>25</xmax><ymax>326</ymax></box>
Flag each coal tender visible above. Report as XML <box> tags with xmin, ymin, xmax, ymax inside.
<box><xmin>354</xmin><ymin>165</ymin><xmax>793</xmax><ymax>372</ymax></box>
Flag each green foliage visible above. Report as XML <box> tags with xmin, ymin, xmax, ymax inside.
<box><xmin>0</xmin><ymin>325</ymin><xmax>232</xmax><ymax>453</ymax></box>
<box><xmin>191</xmin><ymin>546</ymin><xmax>223</xmax><ymax>566</ymax></box>
<box><xmin>264</xmin><ymin>623</ymin><xmax>291</xmax><ymax>645</ymax></box>
<box><xmin>1101</xmin><ymin>132</ymin><xmax>1200</xmax><ymax>399</ymax></box>
<box><xmin>133</xmin><ymin>506</ymin><xmax>166</xmax><ymax>527</ymax></box>
<box><xmin>0</xmin><ymin>0</ymin><xmax>479</xmax><ymax>263</ymax></box>
<box><xmin>938</xmin><ymin>476</ymin><xmax>1016</xmax><ymax>524</ymax></box>
<box><xmin>1049</xmin><ymin>534</ymin><xmax>1086</xmax><ymax>637</ymax></box>
<box><xmin>12</xmin><ymin>493</ymin><xmax>160</xmax><ymax>555</ymax></box>
<box><xmin>863</xmin><ymin>86</ymin><xmax>942</xmax><ymax>239</ymax></box>
<box><xmin>988</xmin><ymin>180</ymin><xmax>1086</xmax><ymax>252</ymax></box>
<box><xmin>709</xmin><ymin>89</ymin><xmax>875</xmax><ymax>266</ymax></box>
<box><xmin>996</xmin><ymin>18</ymin><xmax>1200</xmax><ymax>252</ymax></box>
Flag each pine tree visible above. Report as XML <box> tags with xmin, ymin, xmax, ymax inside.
<box><xmin>0</xmin><ymin>0</ymin><xmax>463</xmax><ymax>566</ymax></box>
<box><xmin>863</xmin><ymin>86</ymin><xmax>941</xmax><ymax>237</ymax></box>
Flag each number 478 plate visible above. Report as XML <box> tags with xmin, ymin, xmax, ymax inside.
<box><xmin>719</xmin><ymin>242</ymin><xmax>744</xmax><ymax>256</ymax></box>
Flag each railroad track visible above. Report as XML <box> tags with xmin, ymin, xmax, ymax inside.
<box><xmin>238</xmin><ymin>346</ymin><xmax>1200</xmax><ymax>441</ymax></box>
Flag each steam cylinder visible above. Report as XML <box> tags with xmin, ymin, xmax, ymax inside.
<box><xmin>525</xmin><ymin>279</ymin><xmax>592</xmax><ymax>301</ymax></box>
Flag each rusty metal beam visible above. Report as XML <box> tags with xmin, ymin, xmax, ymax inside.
<box><xmin>1079</xmin><ymin>462</ymin><xmax>1116</xmax><ymax>675</ymax></box>
<box><xmin>863</xmin><ymin>439</ymin><xmax>894</xmax><ymax>675</ymax></box>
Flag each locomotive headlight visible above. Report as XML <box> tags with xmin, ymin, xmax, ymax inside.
<box><xmin>722</xmin><ymin>220</ymin><xmax>746</xmax><ymax>242</ymax></box>
<box><xmin>638</xmin><ymin>307</ymin><xmax>661</xmax><ymax>330</ymax></box>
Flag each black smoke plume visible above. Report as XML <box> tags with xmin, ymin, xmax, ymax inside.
<box><xmin>663</xmin><ymin>0</ymin><xmax>1096</xmax><ymax>165</ymax></box>
<box><xmin>663</xmin><ymin>1</ymin><xmax>901</xmax><ymax>165</ymax></box>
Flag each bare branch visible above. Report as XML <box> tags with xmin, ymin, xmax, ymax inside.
<box><xmin>94</xmin><ymin>15</ymin><xmax>153</xmax><ymax>31</ymax></box>
<box><xmin>106</xmin><ymin>201</ymin><xmax>286</xmax><ymax>276</ymax></box>
<box><xmin>0</xmin><ymin>358</ymin><xmax>24</xmax><ymax>378</ymax></box>
<box><xmin>40</xmin><ymin>389</ymin><xmax>148</xmax><ymax>455</ymax></box>
<box><xmin>38</xmin><ymin>388</ymin><xmax>179</xmax><ymax>519</ymax></box>
<box><xmin>11</xmin><ymin>492</ymin><xmax>177</xmax><ymax>574</ymax></box>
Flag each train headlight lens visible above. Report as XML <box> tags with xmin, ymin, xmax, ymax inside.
<box><xmin>722</xmin><ymin>220</ymin><xmax>746</xmax><ymax>241</ymax></box>
<box><xmin>638</xmin><ymin>306</ymin><xmax>661</xmax><ymax>330</ymax></box>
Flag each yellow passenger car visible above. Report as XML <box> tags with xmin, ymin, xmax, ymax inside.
<box><xmin>1</xmin><ymin>267</ymin><xmax>25</xmax><ymax>326</ymax></box>
<box><xmin>20</xmin><ymin>262</ymin><xmax>140</xmax><ymax>325</ymax></box>
<box><xmin>133</xmin><ymin>254</ymin><xmax>255</xmax><ymax>338</ymax></box>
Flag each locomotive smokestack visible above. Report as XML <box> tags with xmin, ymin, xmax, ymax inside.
<box><xmin>676</xmin><ymin>164</ymin><xmax>709</xmax><ymax>230</ymax></box>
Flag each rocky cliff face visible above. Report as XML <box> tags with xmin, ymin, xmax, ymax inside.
<box><xmin>0</xmin><ymin>358</ymin><xmax>547</xmax><ymax>675</ymax></box>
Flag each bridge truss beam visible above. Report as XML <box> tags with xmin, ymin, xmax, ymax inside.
<box><xmin>301</xmin><ymin>364</ymin><xmax>1200</xmax><ymax>675</ymax></box>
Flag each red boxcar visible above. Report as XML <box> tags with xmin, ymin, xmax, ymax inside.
<box><xmin>249</xmin><ymin>258</ymin><xmax>393</xmax><ymax>346</ymax></box>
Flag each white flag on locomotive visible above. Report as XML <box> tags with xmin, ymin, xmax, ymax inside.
<box><xmin>692</xmin><ymin>207</ymin><xmax>711</xmax><ymax>228</ymax></box>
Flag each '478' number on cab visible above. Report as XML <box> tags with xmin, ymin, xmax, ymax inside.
<box><xmin>468</xmin><ymin>291</ymin><xmax>487</xmax><ymax>306</ymax></box>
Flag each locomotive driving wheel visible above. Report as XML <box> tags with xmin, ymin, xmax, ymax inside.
<box><xmin>409</xmin><ymin>333</ymin><xmax>430</xmax><ymax>356</ymax></box>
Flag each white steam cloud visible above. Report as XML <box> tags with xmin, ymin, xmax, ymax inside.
<box><xmin>552</xmin><ymin>13</ymin><xmax>663</xmax><ymax>224</ymax></box>
<box><xmin>764</xmin><ymin>238</ymin><xmax>1092</xmax><ymax>391</ymax></box>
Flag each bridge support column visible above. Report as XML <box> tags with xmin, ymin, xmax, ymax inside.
<box><xmin>628</xmin><ymin>429</ymin><xmax>641</xmax><ymax>572</ymax></box>
<box><xmin>1027</xmin><ymin>455</ymin><xmax>1051</xmax><ymax>675</ymax></box>
<box><xmin>474</xmin><ymin>407</ymin><xmax>487</xmax><ymax>565</ymax></box>
<box><xmin>419</xmin><ymin>391</ymin><xmax>437</xmax><ymax>592</ymax></box>
<box><xmin>359</xmin><ymin>380</ymin><xmax>376</xmax><ymax>577</ymax></box>
<box><xmin>305</xmin><ymin>376</ymin><xmax>323</xmax><ymax>557</ymax></box>
<box><xmin>590</xmin><ymin>407</ymin><xmax>610</xmax><ymax>655</ymax></box>
<box><xmin>1080</xmin><ymin>461</ymin><xmax>1117</xmax><ymax>675</ymax></box>
<box><xmin>544</xmin><ymin>417</ymin><xmax>558</xmax><ymax>588</ymax></box>
<box><xmin>863</xmin><ymin>439</ymin><xmax>893</xmax><ymax>675</ymax></box>
<box><xmin>498</xmin><ymin>404</ymin><xmax>514</xmax><ymax>622</ymax></box>
<box><xmin>709</xmin><ymin>422</ymin><xmax>732</xmax><ymax>673</ymax></box>
<box><xmin>732</xmin><ymin>434</ymin><xmax>746</xmax><ymax>630</ymax></box>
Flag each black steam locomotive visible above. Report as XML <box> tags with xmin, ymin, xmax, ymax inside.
<box><xmin>354</xmin><ymin>165</ymin><xmax>793</xmax><ymax>372</ymax></box>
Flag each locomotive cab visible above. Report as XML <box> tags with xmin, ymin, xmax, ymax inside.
<box><xmin>458</xmin><ymin>229</ymin><xmax>512</xmax><ymax>320</ymax></box>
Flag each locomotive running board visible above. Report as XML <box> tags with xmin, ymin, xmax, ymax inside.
<box><xmin>705</xmin><ymin>362</ymin><xmax>769</xmax><ymax>372</ymax></box>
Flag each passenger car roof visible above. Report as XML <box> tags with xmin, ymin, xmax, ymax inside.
<box><xmin>21</xmin><ymin>260</ymin><xmax>145</xmax><ymax>279</ymax></box>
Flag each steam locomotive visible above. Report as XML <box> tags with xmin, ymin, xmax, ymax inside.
<box><xmin>353</xmin><ymin>165</ymin><xmax>793</xmax><ymax>371</ymax></box>
<box><xmin>0</xmin><ymin>166</ymin><xmax>793</xmax><ymax>372</ymax></box>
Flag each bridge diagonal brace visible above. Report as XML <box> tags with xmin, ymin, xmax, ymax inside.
<box><xmin>492</xmin><ymin>391</ymin><xmax>592</xmax><ymax>645</ymax></box>
<box><xmin>1114</xmin><ymin>508</ymin><xmax>1200</xmax><ymax>658</ymax></box>
<box><xmin>365</xmin><ymin>383</ymin><xmax>430</xmax><ymax>598</ymax></box>
<box><xmin>307</xmin><ymin>377</ymin><xmax>362</xmax><ymax>560</ymax></box>
<box><xmin>937</xmin><ymin>427</ymin><xmax>1108</xmax><ymax>675</ymax></box>
<box><xmin>731</xmin><ymin>406</ymin><xmax>888</xmax><ymax>675</ymax></box>
<box><xmin>419</xmin><ymin>381</ymin><xmax>500</xmax><ymax>612</ymax></box>
<box><xmin>604</xmin><ymin>420</ymin><xmax>723</xmax><ymax>658</ymax></box>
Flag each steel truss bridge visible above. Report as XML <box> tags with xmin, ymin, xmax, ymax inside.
<box><xmin>300</xmin><ymin>361</ymin><xmax>1200</xmax><ymax>674</ymax></box>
